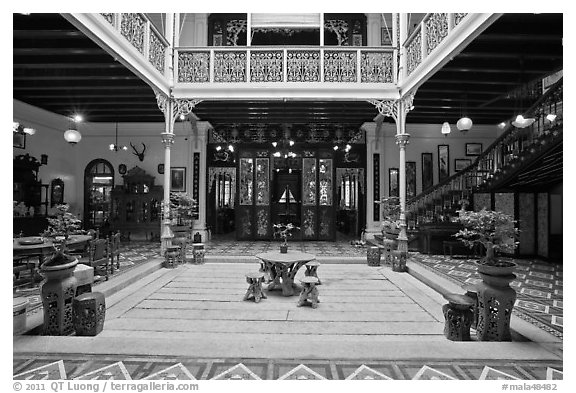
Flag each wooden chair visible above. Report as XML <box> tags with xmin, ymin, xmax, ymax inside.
<box><xmin>109</xmin><ymin>231</ymin><xmax>121</xmax><ymax>272</ymax></box>
<box><xmin>78</xmin><ymin>238</ymin><xmax>110</xmax><ymax>281</ymax></box>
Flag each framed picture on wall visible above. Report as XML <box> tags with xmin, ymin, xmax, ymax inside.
<box><xmin>13</xmin><ymin>132</ymin><xmax>26</xmax><ymax>149</ymax></box>
<box><xmin>170</xmin><ymin>167</ymin><xmax>186</xmax><ymax>192</ymax></box>
<box><xmin>158</xmin><ymin>164</ymin><xmax>165</xmax><ymax>174</ymax></box>
<box><xmin>455</xmin><ymin>158</ymin><xmax>472</xmax><ymax>172</ymax></box>
<box><xmin>438</xmin><ymin>145</ymin><xmax>450</xmax><ymax>181</ymax></box>
<box><xmin>406</xmin><ymin>161</ymin><xmax>417</xmax><ymax>199</ymax></box>
<box><xmin>466</xmin><ymin>143</ymin><xmax>483</xmax><ymax>156</ymax></box>
<box><xmin>421</xmin><ymin>153</ymin><xmax>433</xmax><ymax>191</ymax></box>
<box><xmin>389</xmin><ymin>168</ymin><xmax>399</xmax><ymax>197</ymax></box>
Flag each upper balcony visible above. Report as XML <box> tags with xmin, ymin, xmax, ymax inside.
<box><xmin>63</xmin><ymin>13</ymin><xmax>498</xmax><ymax>102</ymax></box>
<box><xmin>173</xmin><ymin>46</ymin><xmax>397</xmax><ymax>100</ymax></box>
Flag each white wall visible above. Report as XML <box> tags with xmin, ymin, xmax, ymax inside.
<box><xmin>13</xmin><ymin>100</ymin><xmax>202</xmax><ymax>219</ymax></box>
<box><xmin>376</xmin><ymin>122</ymin><xmax>499</xmax><ymax>196</ymax></box>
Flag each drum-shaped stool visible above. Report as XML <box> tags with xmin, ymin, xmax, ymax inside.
<box><xmin>73</xmin><ymin>292</ymin><xmax>106</xmax><ymax>336</ymax></box>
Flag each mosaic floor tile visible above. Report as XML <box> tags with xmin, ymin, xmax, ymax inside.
<box><xmin>74</xmin><ymin>361</ymin><xmax>131</xmax><ymax>380</ymax></box>
<box><xmin>479</xmin><ymin>366</ymin><xmax>520</xmax><ymax>380</ymax></box>
<box><xmin>143</xmin><ymin>363</ymin><xmax>196</xmax><ymax>380</ymax></box>
<box><xmin>13</xmin><ymin>360</ymin><xmax>67</xmax><ymax>380</ymax></box>
<box><xmin>412</xmin><ymin>365</ymin><xmax>456</xmax><ymax>380</ymax></box>
<box><xmin>345</xmin><ymin>365</ymin><xmax>393</xmax><ymax>380</ymax></box>
<box><xmin>410</xmin><ymin>252</ymin><xmax>563</xmax><ymax>339</ymax></box>
<box><xmin>211</xmin><ymin>363</ymin><xmax>261</xmax><ymax>380</ymax></box>
<box><xmin>547</xmin><ymin>368</ymin><xmax>563</xmax><ymax>380</ymax></box>
<box><xmin>278</xmin><ymin>364</ymin><xmax>327</xmax><ymax>380</ymax></box>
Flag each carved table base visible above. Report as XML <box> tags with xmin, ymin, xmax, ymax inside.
<box><xmin>297</xmin><ymin>276</ymin><xmax>320</xmax><ymax>308</ymax></box>
<box><xmin>243</xmin><ymin>273</ymin><xmax>267</xmax><ymax>303</ymax></box>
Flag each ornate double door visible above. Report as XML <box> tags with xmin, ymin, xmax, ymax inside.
<box><xmin>235</xmin><ymin>150</ymin><xmax>335</xmax><ymax>241</ymax></box>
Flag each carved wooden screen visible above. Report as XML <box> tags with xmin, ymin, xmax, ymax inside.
<box><xmin>236</xmin><ymin>153</ymin><xmax>271</xmax><ymax>240</ymax></box>
<box><xmin>301</xmin><ymin>155</ymin><xmax>335</xmax><ymax>240</ymax></box>
<box><xmin>237</xmin><ymin>157</ymin><xmax>254</xmax><ymax>240</ymax></box>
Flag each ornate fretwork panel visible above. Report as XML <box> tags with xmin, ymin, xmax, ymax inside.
<box><xmin>178</xmin><ymin>52</ymin><xmax>210</xmax><ymax>83</ymax></box>
<box><xmin>255</xmin><ymin>207</ymin><xmax>270</xmax><ymax>237</ymax></box>
<box><xmin>239</xmin><ymin>158</ymin><xmax>254</xmax><ymax>205</ymax></box>
<box><xmin>214</xmin><ymin>51</ymin><xmax>247</xmax><ymax>82</ymax></box>
<box><xmin>255</xmin><ymin>158</ymin><xmax>270</xmax><ymax>206</ymax></box>
<box><xmin>120</xmin><ymin>13</ymin><xmax>146</xmax><ymax>54</ymax></box>
<box><xmin>101</xmin><ymin>13</ymin><xmax>114</xmax><ymax>25</ymax></box>
<box><xmin>324</xmin><ymin>51</ymin><xmax>357</xmax><ymax>82</ymax></box>
<box><xmin>302</xmin><ymin>158</ymin><xmax>317</xmax><ymax>206</ymax></box>
<box><xmin>361</xmin><ymin>52</ymin><xmax>393</xmax><ymax>83</ymax></box>
<box><xmin>425</xmin><ymin>13</ymin><xmax>449</xmax><ymax>55</ymax></box>
<box><xmin>454</xmin><ymin>13</ymin><xmax>468</xmax><ymax>27</ymax></box>
<box><xmin>324</xmin><ymin>19</ymin><xmax>350</xmax><ymax>46</ymax></box>
<box><xmin>226</xmin><ymin>20</ymin><xmax>247</xmax><ymax>46</ymax></box>
<box><xmin>287</xmin><ymin>51</ymin><xmax>320</xmax><ymax>82</ymax></box>
<box><xmin>318</xmin><ymin>159</ymin><xmax>333</xmax><ymax>206</ymax></box>
<box><xmin>148</xmin><ymin>29</ymin><xmax>166</xmax><ymax>74</ymax></box>
<box><xmin>406</xmin><ymin>33</ymin><xmax>422</xmax><ymax>76</ymax></box>
<box><xmin>302</xmin><ymin>207</ymin><xmax>316</xmax><ymax>239</ymax></box>
<box><xmin>250</xmin><ymin>51</ymin><xmax>283</xmax><ymax>82</ymax></box>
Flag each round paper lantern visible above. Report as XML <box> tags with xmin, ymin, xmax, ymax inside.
<box><xmin>456</xmin><ymin>117</ymin><xmax>473</xmax><ymax>131</ymax></box>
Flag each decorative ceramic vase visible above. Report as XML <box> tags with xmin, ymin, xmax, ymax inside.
<box><xmin>475</xmin><ymin>257</ymin><xmax>517</xmax><ymax>341</ymax></box>
<box><xmin>40</xmin><ymin>255</ymin><xmax>78</xmax><ymax>336</ymax></box>
<box><xmin>280</xmin><ymin>244</ymin><xmax>288</xmax><ymax>254</ymax></box>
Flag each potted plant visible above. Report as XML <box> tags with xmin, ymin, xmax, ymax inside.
<box><xmin>454</xmin><ymin>205</ymin><xmax>520</xmax><ymax>342</ymax></box>
<box><xmin>377</xmin><ymin>196</ymin><xmax>401</xmax><ymax>239</ymax></box>
<box><xmin>169</xmin><ymin>192</ymin><xmax>197</xmax><ymax>226</ymax></box>
<box><xmin>273</xmin><ymin>223</ymin><xmax>300</xmax><ymax>253</ymax></box>
<box><xmin>42</xmin><ymin>204</ymin><xmax>83</xmax><ymax>244</ymax></box>
<box><xmin>454</xmin><ymin>207</ymin><xmax>520</xmax><ymax>274</ymax></box>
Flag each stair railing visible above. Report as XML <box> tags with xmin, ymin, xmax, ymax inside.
<box><xmin>407</xmin><ymin>77</ymin><xmax>563</xmax><ymax>226</ymax></box>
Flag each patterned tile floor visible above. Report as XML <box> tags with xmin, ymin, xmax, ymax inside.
<box><xmin>410</xmin><ymin>253</ymin><xmax>563</xmax><ymax>340</ymax></box>
<box><xmin>13</xmin><ymin>355</ymin><xmax>563</xmax><ymax>380</ymax></box>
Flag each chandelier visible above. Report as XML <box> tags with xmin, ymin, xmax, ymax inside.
<box><xmin>109</xmin><ymin>123</ymin><xmax>128</xmax><ymax>151</ymax></box>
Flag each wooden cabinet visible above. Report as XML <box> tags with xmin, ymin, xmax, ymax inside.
<box><xmin>111</xmin><ymin>166</ymin><xmax>163</xmax><ymax>241</ymax></box>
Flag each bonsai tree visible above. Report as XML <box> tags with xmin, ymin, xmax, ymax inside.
<box><xmin>42</xmin><ymin>204</ymin><xmax>83</xmax><ymax>240</ymax></box>
<box><xmin>169</xmin><ymin>192</ymin><xmax>197</xmax><ymax>225</ymax></box>
<box><xmin>377</xmin><ymin>196</ymin><xmax>401</xmax><ymax>234</ymax></box>
<box><xmin>454</xmin><ymin>207</ymin><xmax>520</xmax><ymax>266</ymax></box>
<box><xmin>273</xmin><ymin>223</ymin><xmax>300</xmax><ymax>246</ymax></box>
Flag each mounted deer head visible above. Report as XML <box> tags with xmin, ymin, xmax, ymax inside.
<box><xmin>130</xmin><ymin>142</ymin><xmax>146</xmax><ymax>161</ymax></box>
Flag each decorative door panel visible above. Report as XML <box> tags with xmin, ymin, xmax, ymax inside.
<box><xmin>301</xmin><ymin>158</ymin><xmax>317</xmax><ymax>240</ymax></box>
<box><xmin>236</xmin><ymin>155</ymin><xmax>271</xmax><ymax>239</ymax></box>
<box><xmin>254</xmin><ymin>158</ymin><xmax>271</xmax><ymax>239</ymax></box>
<box><xmin>317</xmin><ymin>158</ymin><xmax>334</xmax><ymax>240</ymax></box>
<box><xmin>301</xmin><ymin>156</ymin><xmax>335</xmax><ymax>240</ymax></box>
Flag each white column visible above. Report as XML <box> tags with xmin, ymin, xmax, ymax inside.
<box><xmin>363</xmin><ymin>122</ymin><xmax>379</xmax><ymax>240</ymax></box>
<box><xmin>191</xmin><ymin>121</ymin><xmax>210</xmax><ymax>242</ymax></box>
<box><xmin>366</xmin><ymin>13</ymin><xmax>381</xmax><ymax>46</ymax></box>
<box><xmin>160</xmin><ymin>130</ymin><xmax>175</xmax><ymax>255</ymax></box>
<box><xmin>394</xmin><ymin>100</ymin><xmax>410</xmax><ymax>271</ymax></box>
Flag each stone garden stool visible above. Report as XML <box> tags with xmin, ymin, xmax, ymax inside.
<box><xmin>462</xmin><ymin>284</ymin><xmax>479</xmax><ymax>329</ymax></box>
<box><xmin>304</xmin><ymin>261</ymin><xmax>321</xmax><ymax>285</ymax></box>
<box><xmin>172</xmin><ymin>237</ymin><xmax>188</xmax><ymax>264</ymax></box>
<box><xmin>164</xmin><ymin>246</ymin><xmax>180</xmax><ymax>268</ymax></box>
<box><xmin>442</xmin><ymin>293</ymin><xmax>475</xmax><ymax>341</ymax></box>
<box><xmin>367</xmin><ymin>246</ymin><xmax>381</xmax><ymax>267</ymax></box>
<box><xmin>443</xmin><ymin>240</ymin><xmax>462</xmax><ymax>257</ymax></box>
<box><xmin>297</xmin><ymin>276</ymin><xmax>320</xmax><ymax>308</ymax></box>
<box><xmin>243</xmin><ymin>272</ymin><xmax>267</xmax><ymax>303</ymax></box>
<box><xmin>72</xmin><ymin>292</ymin><xmax>106</xmax><ymax>336</ymax></box>
<box><xmin>192</xmin><ymin>243</ymin><xmax>205</xmax><ymax>265</ymax></box>
<box><xmin>382</xmin><ymin>239</ymin><xmax>397</xmax><ymax>265</ymax></box>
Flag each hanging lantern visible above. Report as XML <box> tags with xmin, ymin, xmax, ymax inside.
<box><xmin>64</xmin><ymin>126</ymin><xmax>82</xmax><ymax>144</ymax></box>
<box><xmin>456</xmin><ymin>117</ymin><xmax>473</xmax><ymax>132</ymax></box>
<box><xmin>441</xmin><ymin>122</ymin><xmax>451</xmax><ymax>136</ymax></box>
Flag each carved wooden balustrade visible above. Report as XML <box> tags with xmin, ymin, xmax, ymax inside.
<box><xmin>406</xmin><ymin>79</ymin><xmax>563</xmax><ymax>227</ymax></box>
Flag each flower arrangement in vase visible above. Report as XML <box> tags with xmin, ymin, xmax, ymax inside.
<box><xmin>454</xmin><ymin>206</ymin><xmax>520</xmax><ymax>273</ymax></box>
<box><xmin>273</xmin><ymin>223</ymin><xmax>300</xmax><ymax>253</ymax></box>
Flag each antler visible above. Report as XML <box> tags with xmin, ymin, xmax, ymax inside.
<box><xmin>130</xmin><ymin>142</ymin><xmax>146</xmax><ymax>161</ymax></box>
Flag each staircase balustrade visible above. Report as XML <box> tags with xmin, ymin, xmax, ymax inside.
<box><xmin>407</xmin><ymin>78</ymin><xmax>563</xmax><ymax>226</ymax></box>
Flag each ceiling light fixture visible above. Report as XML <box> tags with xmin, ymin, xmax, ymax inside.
<box><xmin>456</xmin><ymin>117</ymin><xmax>473</xmax><ymax>132</ymax></box>
<box><xmin>498</xmin><ymin>122</ymin><xmax>507</xmax><ymax>129</ymax></box>
<box><xmin>13</xmin><ymin>121</ymin><xmax>37</xmax><ymax>135</ymax></box>
<box><xmin>109</xmin><ymin>123</ymin><xmax>128</xmax><ymax>152</ymax></box>
<box><xmin>546</xmin><ymin>114</ymin><xmax>557</xmax><ymax>122</ymax></box>
<box><xmin>441</xmin><ymin>122</ymin><xmax>451</xmax><ymax>136</ymax></box>
<box><xmin>64</xmin><ymin>115</ymin><xmax>82</xmax><ymax>145</ymax></box>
